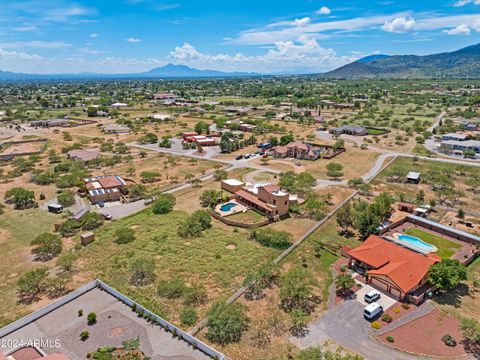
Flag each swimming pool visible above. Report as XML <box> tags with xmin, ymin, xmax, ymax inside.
<box><xmin>220</xmin><ymin>202</ymin><xmax>237</xmax><ymax>212</ymax></box>
<box><xmin>396</xmin><ymin>234</ymin><xmax>436</xmax><ymax>253</ymax></box>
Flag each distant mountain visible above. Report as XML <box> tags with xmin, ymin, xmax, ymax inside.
<box><xmin>356</xmin><ymin>54</ymin><xmax>390</xmax><ymax>63</ymax></box>
<box><xmin>324</xmin><ymin>43</ymin><xmax>480</xmax><ymax>78</ymax></box>
<box><xmin>141</xmin><ymin>63</ymin><xmax>258</xmax><ymax>77</ymax></box>
<box><xmin>0</xmin><ymin>63</ymin><xmax>260</xmax><ymax>80</ymax></box>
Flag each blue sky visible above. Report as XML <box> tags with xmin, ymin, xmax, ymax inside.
<box><xmin>1</xmin><ymin>0</ymin><xmax>480</xmax><ymax>74</ymax></box>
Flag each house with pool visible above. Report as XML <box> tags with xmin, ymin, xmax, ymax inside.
<box><xmin>345</xmin><ymin>235</ymin><xmax>440</xmax><ymax>303</ymax></box>
<box><xmin>217</xmin><ymin>179</ymin><xmax>297</xmax><ymax>221</ymax></box>
<box><xmin>344</xmin><ymin>215</ymin><xmax>480</xmax><ymax>304</ymax></box>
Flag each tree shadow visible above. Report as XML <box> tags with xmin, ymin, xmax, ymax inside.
<box><xmin>337</xmin><ymin>229</ymin><xmax>354</xmax><ymax>238</ymax></box>
<box><xmin>433</xmin><ymin>283</ymin><xmax>469</xmax><ymax>308</ymax></box>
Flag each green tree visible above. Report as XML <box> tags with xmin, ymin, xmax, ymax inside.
<box><xmin>152</xmin><ymin>194</ymin><xmax>176</xmax><ymax>214</ymax></box>
<box><xmin>180</xmin><ymin>306</ymin><xmax>198</xmax><ymax>326</ymax></box>
<box><xmin>31</xmin><ymin>233</ymin><xmax>62</xmax><ymax>261</ymax></box>
<box><xmin>336</xmin><ymin>202</ymin><xmax>355</xmax><ymax>234</ymax></box>
<box><xmin>56</xmin><ymin>252</ymin><xmax>77</xmax><ymax>272</ymax></box>
<box><xmin>206</xmin><ymin>303</ymin><xmax>250</xmax><ymax>345</ymax></box>
<box><xmin>429</xmin><ymin>259</ymin><xmax>467</xmax><ymax>291</ymax></box>
<box><xmin>130</xmin><ymin>256</ymin><xmax>156</xmax><ymax>286</ymax></box>
<box><xmin>4</xmin><ymin>187</ymin><xmax>36</xmax><ymax>209</ymax></box>
<box><xmin>213</xmin><ymin>169</ymin><xmax>228</xmax><ymax>181</ymax></box>
<box><xmin>280</xmin><ymin>267</ymin><xmax>316</xmax><ymax>311</ymax></box>
<box><xmin>326</xmin><ymin>162</ymin><xmax>344</xmax><ymax>179</ymax></box>
<box><xmin>335</xmin><ymin>274</ymin><xmax>355</xmax><ymax>296</ymax></box>
<box><xmin>115</xmin><ymin>227</ymin><xmax>135</xmax><ymax>244</ymax></box>
<box><xmin>17</xmin><ymin>268</ymin><xmax>49</xmax><ymax>303</ymax></box>
<box><xmin>57</xmin><ymin>190</ymin><xmax>75</xmax><ymax>207</ymax></box>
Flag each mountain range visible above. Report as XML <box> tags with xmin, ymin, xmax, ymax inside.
<box><xmin>323</xmin><ymin>43</ymin><xmax>480</xmax><ymax>78</ymax></box>
<box><xmin>0</xmin><ymin>63</ymin><xmax>259</xmax><ymax>80</ymax></box>
<box><xmin>2</xmin><ymin>43</ymin><xmax>480</xmax><ymax>80</ymax></box>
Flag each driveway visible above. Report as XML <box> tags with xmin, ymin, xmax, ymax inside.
<box><xmin>353</xmin><ymin>283</ymin><xmax>397</xmax><ymax>310</ymax></box>
<box><xmin>290</xmin><ymin>300</ymin><xmax>433</xmax><ymax>360</ymax></box>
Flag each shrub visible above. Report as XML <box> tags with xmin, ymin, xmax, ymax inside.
<box><xmin>57</xmin><ymin>190</ymin><xmax>75</xmax><ymax>207</ymax></box>
<box><xmin>340</xmin><ymin>264</ymin><xmax>347</xmax><ymax>273</ymax></box>
<box><xmin>87</xmin><ymin>312</ymin><xmax>97</xmax><ymax>325</ymax></box>
<box><xmin>393</xmin><ymin>307</ymin><xmax>401</xmax><ymax>314</ymax></box>
<box><xmin>206</xmin><ymin>303</ymin><xmax>249</xmax><ymax>345</ymax></box>
<box><xmin>80</xmin><ymin>331</ymin><xmax>89</xmax><ymax>341</ymax></box>
<box><xmin>386</xmin><ymin>336</ymin><xmax>395</xmax><ymax>343</ymax></box>
<box><xmin>30</xmin><ymin>233</ymin><xmax>62</xmax><ymax>261</ymax></box>
<box><xmin>78</xmin><ymin>309</ymin><xmax>83</xmax><ymax>317</ymax></box>
<box><xmin>115</xmin><ymin>227</ymin><xmax>135</xmax><ymax>244</ymax></box>
<box><xmin>152</xmin><ymin>194</ymin><xmax>175</xmax><ymax>214</ymax></box>
<box><xmin>180</xmin><ymin>306</ymin><xmax>197</xmax><ymax>326</ymax></box>
<box><xmin>381</xmin><ymin>314</ymin><xmax>393</xmax><ymax>323</ymax></box>
<box><xmin>371</xmin><ymin>321</ymin><xmax>381</xmax><ymax>329</ymax></box>
<box><xmin>442</xmin><ymin>334</ymin><xmax>457</xmax><ymax>347</ymax></box>
<box><xmin>251</xmin><ymin>228</ymin><xmax>291</xmax><ymax>250</ymax></box>
<box><xmin>177</xmin><ymin>210</ymin><xmax>211</xmax><ymax>238</ymax></box>
<box><xmin>401</xmin><ymin>303</ymin><xmax>410</xmax><ymax>310</ymax></box>
<box><xmin>157</xmin><ymin>278</ymin><xmax>186</xmax><ymax>299</ymax></box>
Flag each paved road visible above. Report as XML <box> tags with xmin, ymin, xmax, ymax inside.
<box><xmin>290</xmin><ymin>301</ymin><xmax>433</xmax><ymax>360</ymax></box>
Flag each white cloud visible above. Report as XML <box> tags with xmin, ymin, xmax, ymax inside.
<box><xmin>169</xmin><ymin>39</ymin><xmax>359</xmax><ymax>73</ymax></box>
<box><xmin>0</xmin><ymin>48</ymin><xmax>42</xmax><ymax>60</ymax></box>
<box><xmin>78</xmin><ymin>47</ymin><xmax>105</xmax><ymax>55</ymax></box>
<box><xmin>443</xmin><ymin>24</ymin><xmax>471</xmax><ymax>35</ymax></box>
<box><xmin>90</xmin><ymin>33</ymin><xmax>99</xmax><ymax>38</ymax></box>
<box><xmin>0</xmin><ymin>41</ymin><xmax>71</xmax><ymax>49</ymax></box>
<box><xmin>382</xmin><ymin>17</ymin><xmax>416</xmax><ymax>33</ymax></box>
<box><xmin>316</xmin><ymin>6</ymin><xmax>331</xmax><ymax>15</ymax></box>
<box><xmin>454</xmin><ymin>0</ymin><xmax>480</xmax><ymax>6</ymax></box>
<box><xmin>126</xmin><ymin>37</ymin><xmax>141</xmax><ymax>43</ymax></box>
<box><xmin>269</xmin><ymin>17</ymin><xmax>311</xmax><ymax>28</ymax></box>
<box><xmin>14</xmin><ymin>26</ymin><xmax>36</xmax><ymax>32</ymax></box>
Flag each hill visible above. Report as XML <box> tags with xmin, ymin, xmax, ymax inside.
<box><xmin>0</xmin><ymin>63</ymin><xmax>259</xmax><ymax>80</ymax></box>
<box><xmin>324</xmin><ymin>43</ymin><xmax>480</xmax><ymax>78</ymax></box>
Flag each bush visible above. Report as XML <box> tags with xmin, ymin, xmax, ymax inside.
<box><xmin>57</xmin><ymin>190</ymin><xmax>75</xmax><ymax>207</ymax></box>
<box><xmin>393</xmin><ymin>307</ymin><xmax>401</xmax><ymax>314</ymax></box>
<box><xmin>381</xmin><ymin>314</ymin><xmax>393</xmax><ymax>323</ymax></box>
<box><xmin>157</xmin><ymin>278</ymin><xmax>186</xmax><ymax>299</ymax></box>
<box><xmin>80</xmin><ymin>331</ymin><xmax>89</xmax><ymax>341</ymax></box>
<box><xmin>442</xmin><ymin>334</ymin><xmax>457</xmax><ymax>347</ymax></box>
<box><xmin>180</xmin><ymin>306</ymin><xmax>197</xmax><ymax>326</ymax></box>
<box><xmin>78</xmin><ymin>309</ymin><xmax>83</xmax><ymax>317</ymax></box>
<box><xmin>115</xmin><ymin>227</ymin><xmax>135</xmax><ymax>244</ymax></box>
<box><xmin>251</xmin><ymin>228</ymin><xmax>291</xmax><ymax>249</ymax></box>
<box><xmin>87</xmin><ymin>312</ymin><xmax>97</xmax><ymax>325</ymax></box>
<box><xmin>401</xmin><ymin>303</ymin><xmax>410</xmax><ymax>310</ymax></box>
<box><xmin>206</xmin><ymin>303</ymin><xmax>249</xmax><ymax>345</ymax></box>
<box><xmin>30</xmin><ymin>233</ymin><xmax>62</xmax><ymax>261</ymax></box>
<box><xmin>152</xmin><ymin>194</ymin><xmax>175</xmax><ymax>214</ymax></box>
<box><xmin>386</xmin><ymin>336</ymin><xmax>395</xmax><ymax>343</ymax></box>
<box><xmin>177</xmin><ymin>210</ymin><xmax>211</xmax><ymax>238</ymax></box>
<box><xmin>371</xmin><ymin>321</ymin><xmax>381</xmax><ymax>329</ymax></box>
<box><xmin>340</xmin><ymin>264</ymin><xmax>347</xmax><ymax>273</ymax></box>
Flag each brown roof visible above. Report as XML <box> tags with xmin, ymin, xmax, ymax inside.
<box><xmin>67</xmin><ymin>149</ymin><xmax>100</xmax><ymax>162</ymax></box>
<box><xmin>287</xmin><ymin>141</ymin><xmax>309</xmax><ymax>151</ymax></box>
<box><xmin>8</xmin><ymin>347</ymin><xmax>43</xmax><ymax>360</ymax></box>
<box><xmin>98</xmin><ymin>176</ymin><xmax>123</xmax><ymax>189</ymax></box>
<box><xmin>235</xmin><ymin>189</ymin><xmax>273</xmax><ymax>211</ymax></box>
<box><xmin>274</xmin><ymin>146</ymin><xmax>288</xmax><ymax>154</ymax></box>
<box><xmin>260</xmin><ymin>184</ymin><xmax>279</xmax><ymax>194</ymax></box>
<box><xmin>347</xmin><ymin>235</ymin><xmax>440</xmax><ymax>293</ymax></box>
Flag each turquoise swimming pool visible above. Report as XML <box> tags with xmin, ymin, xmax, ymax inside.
<box><xmin>220</xmin><ymin>202</ymin><xmax>237</xmax><ymax>212</ymax></box>
<box><xmin>397</xmin><ymin>234</ymin><xmax>435</xmax><ymax>252</ymax></box>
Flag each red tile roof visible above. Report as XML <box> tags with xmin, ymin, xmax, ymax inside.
<box><xmin>347</xmin><ymin>235</ymin><xmax>440</xmax><ymax>293</ymax></box>
<box><xmin>235</xmin><ymin>189</ymin><xmax>273</xmax><ymax>211</ymax></box>
<box><xmin>98</xmin><ymin>176</ymin><xmax>123</xmax><ymax>189</ymax></box>
<box><xmin>260</xmin><ymin>184</ymin><xmax>279</xmax><ymax>193</ymax></box>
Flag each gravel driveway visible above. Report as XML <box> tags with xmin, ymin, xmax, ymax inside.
<box><xmin>290</xmin><ymin>300</ymin><xmax>433</xmax><ymax>360</ymax></box>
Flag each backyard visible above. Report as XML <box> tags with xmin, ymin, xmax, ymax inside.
<box><xmin>80</xmin><ymin>207</ymin><xmax>281</xmax><ymax>327</ymax></box>
<box><xmin>404</xmin><ymin>228</ymin><xmax>462</xmax><ymax>259</ymax></box>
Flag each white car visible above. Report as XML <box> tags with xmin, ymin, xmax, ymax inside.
<box><xmin>364</xmin><ymin>302</ymin><xmax>383</xmax><ymax>320</ymax></box>
<box><xmin>364</xmin><ymin>290</ymin><xmax>381</xmax><ymax>303</ymax></box>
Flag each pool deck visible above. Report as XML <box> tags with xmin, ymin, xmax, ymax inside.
<box><xmin>385</xmin><ymin>222</ymin><xmax>476</xmax><ymax>262</ymax></box>
<box><xmin>214</xmin><ymin>200</ymin><xmax>248</xmax><ymax>217</ymax></box>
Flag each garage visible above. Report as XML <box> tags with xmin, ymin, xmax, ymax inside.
<box><xmin>370</xmin><ymin>277</ymin><xmax>402</xmax><ymax>300</ymax></box>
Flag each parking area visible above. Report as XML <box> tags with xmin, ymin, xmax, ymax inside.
<box><xmin>354</xmin><ymin>283</ymin><xmax>397</xmax><ymax>310</ymax></box>
<box><xmin>291</xmin><ymin>300</ymin><xmax>430</xmax><ymax>360</ymax></box>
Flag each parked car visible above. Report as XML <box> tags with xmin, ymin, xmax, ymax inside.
<box><xmin>244</xmin><ymin>154</ymin><xmax>251</xmax><ymax>159</ymax></box>
<box><xmin>364</xmin><ymin>290</ymin><xmax>381</xmax><ymax>303</ymax></box>
<box><xmin>97</xmin><ymin>201</ymin><xmax>105</xmax><ymax>208</ymax></box>
<box><xmin>102</xmin><ymin>213</ymin><xmax>113</xmax><ymax>220</ymax></box>
<box><xmin>235</xmin><ymin>155</ymin><xmax>244</xmax><ymax>160</ymax></box>
<box><xmin>364</xmin><ymin>302</ymin><xmax>383</xmax><ymax>320</ymax></box>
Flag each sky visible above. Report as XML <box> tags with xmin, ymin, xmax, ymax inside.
<box><xmin>1</xmin><ymin>0</ymin><xmax>480</xmax><ymax>74</ymax></box>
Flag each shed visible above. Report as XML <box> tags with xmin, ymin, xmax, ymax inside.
<box><xmin>406</xmin><ymin>171</ymin><xmax>421</xmax><ymax>184</ymax></box>
<box><xmin>47</xmin><ymin>203</ymin><xmax>63</xmax><ymax>214</ymax></box>
<box><xmin>80</xmin><ymin>232</ymin><xmax>95</xmax><ymax>246</ymax></box>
